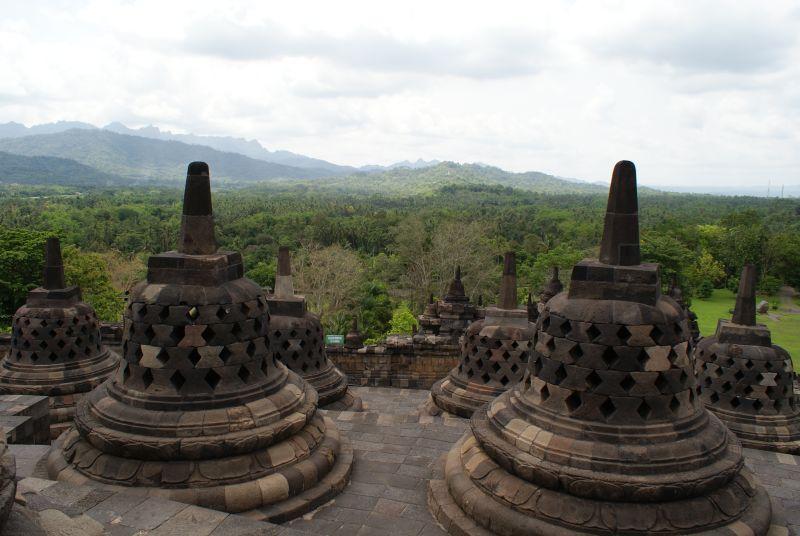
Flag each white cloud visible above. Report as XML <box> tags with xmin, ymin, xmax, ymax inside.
<box><xmin>0</xmin><ymin>0</ymin><xmax>798</xmax><ymax>189</ymax></box>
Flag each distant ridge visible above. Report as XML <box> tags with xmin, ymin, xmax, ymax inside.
<box><xmin>0</xmin><ymin>129</ymin><xmax>337</xmax><ymax>183</ymax></box>
<box><xmin>0</xmin><ymin>121</ymin><xmax>441</xmax><ymax>174</ymax></box>
<box><xmin>307</xmin><ymin>161</ymin><xmax>608</xmax><ymax>195</ymax></box>
<box><xmin>0</xmin><ymin>151</ymin><xmax>124</xmax><ymax>187</ymax></box>
<box><xmin>101</xmin><ymin>122</ymin><xmax>356</xmax><ymax>174</ymax></box>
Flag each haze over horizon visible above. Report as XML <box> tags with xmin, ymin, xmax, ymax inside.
<box><xmin>2</xmin><ymin>0</ymin><xmax>799</xmax><ymax>190</ymax></box>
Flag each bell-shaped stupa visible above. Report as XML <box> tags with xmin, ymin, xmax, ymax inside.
<box><xmin>429</xmin><ymin>252</ymin><xmax>535</xmax><ymax>417</ymax></box>
<box><xmin>414</xmin><ymin>267</ymin><xmax>480</xmax><ymax>346</ymax></box>
<box><xmin>428</xmin><ymin>161</ymin><xmax>772</xmax><ymax>535</ymax></box>
<box><xmin>0</xmin><ymin>237</ymin><xmax>119</xmax><ymax>438</ymax></box>
<box><xmin>344</xmin><ymin>318</ymin><xmax>364</xmax><ymax>350</ymax></box>
<box><xmin>267</xmin><ymin>247</ymin><xmax>362</xmax><ymax>411</ymax></box>
<box><xmin>46</xmin><ymin>163</ymin><xmax>353</xmax><ymax>522</ymax></box>
<box><xmin>695</xmin><ymin>264</ymin><xmax>800</xmax><ymax>453</ymax></box>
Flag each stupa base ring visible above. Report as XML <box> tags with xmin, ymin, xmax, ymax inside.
<box><xmin>321</xmin><ymin>387</ymin><xmax>363</xmax><ymax>411</ymax></box>
<box><xmin>706</xmin><ymin>407</ymin><xmax>800</xmax><ymax>455</ymax></box>
<box><xmin>428</xmin><ymin>434</ymin><xmax>772</xmax><ymax>536</ymax></box>
<box><xmin>430</xmin><ymin>377</ymin><xmax>499</xmax><ymax>419</ymax></box>
<box><xmin>297</xmin><ymin>361</ymin><xmax>363</xmax><ymax>411</ymax></box>
<box><xmin>46</xmin><ymin>416</ymin><xmax>353</xmax><ymax>523</ymax></box>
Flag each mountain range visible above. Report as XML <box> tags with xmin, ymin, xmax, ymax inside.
<box><xmin>0</xmin><ymin>121</ymin><xmax>604</xmax><ymax>194</ymax></box>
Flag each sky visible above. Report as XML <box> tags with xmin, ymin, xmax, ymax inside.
<box><xmin>1</xmin><ymin>0</ymin><xmax>799</xmax><ymax>190</ymax></box>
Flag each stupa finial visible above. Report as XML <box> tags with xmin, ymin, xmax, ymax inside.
<box><xmin>42</xmin><ymin>237</ymin><xmax>66</xmax><ymax>290</ymax></box>
<box><xmin>445</xmin><ymin>265</ymin><xmax>468</xmax><ymax>302</ymax></box>
<box><xmin>274</xmin><ymin>246</ymin><xmax>294</xmax><ymax>298</ymax></box>
<box><xmin>498</xmin><ymin>251</ymin><xmax>517</xmax><ymax>309</ymax></box>
<box><xmin>599</xmin><ymin>160</ymin><xmax>640</xmax><ymax>266</ymax></box>
<box><xmin>178</xmin><ymin>162</ymin><xmax>216</xmax><ymax>255</ymax></box>
<box><xmin>732</xmin><ymin>264</ymin><xmax>757</xmax><ymax>326</ymax></box>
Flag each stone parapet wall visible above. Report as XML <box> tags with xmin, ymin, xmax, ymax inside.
<box><xmin>327</xmin><ymin>341</ymin><xmax>459</xmax><ymax>389</ymax></box>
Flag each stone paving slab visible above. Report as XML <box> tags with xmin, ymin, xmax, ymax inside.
<box><xmin>12</xmin><ymin>476</ymin><xmax>312</xmax><ymax>535</ymax></box>
<box><xmin>6</xmin><ymin>386</ymin><xmax>800</xmax><ymax>535</ymax></box>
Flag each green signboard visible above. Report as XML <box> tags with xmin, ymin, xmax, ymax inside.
<box><xmin>325</xmin><ymin>334</ymin><xmax>345</xmax><ymax>345</ymax></box>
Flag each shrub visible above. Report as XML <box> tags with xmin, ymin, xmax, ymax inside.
<box><xmin>697</xmin><ymin>280</ymin><xmax>714</xmax><ymax>299</ymax></box>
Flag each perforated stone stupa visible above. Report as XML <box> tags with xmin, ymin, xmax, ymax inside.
<box><xmin>267</xmin><ymin>247</ymin><xmax>362</xmax><ymax>411</ymax></box>
<box><xmin>428</xmin><ymin>160</ymin><xmax>772</xmax><ymax>535</ymax></box>
<box><xmin>414</xmin><ymin>267</ymin><xmax>480</xmax><ymax>347</ymax></box>
<box><xmin>429</xmin><ymin>253</ymin><xmax>535</xmax><ymax>418</ymax></box>
<box><xmin>46</xmin><ymin>163</ymin><xmax>353</xmax><ymax>522</ymax></box>
<box><xmin>696</xmin><ymin>264</ymin><xmax>800</xmax><ymax>454</ymax></box>
<box><xmin>0</xmin><ymin>237</ymin><xmax>118</xmax><ymax>438</ymax></box>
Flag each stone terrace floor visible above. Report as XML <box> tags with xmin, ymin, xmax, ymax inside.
<box><xmin>7</xmin><ymin>386</ymin><xmax>800</xmax><ymax>535</ymax></box>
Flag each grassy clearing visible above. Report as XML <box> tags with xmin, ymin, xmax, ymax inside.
<box><xmin>692</xmin><ymin>289</ymin><xmax>800</xmax><ymax>368</ymax></box>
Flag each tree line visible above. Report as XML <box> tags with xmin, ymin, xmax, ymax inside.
<box><xmin>1</xmin><ymin>182</ymin><xmax>798</xmax><ymax>341</ymax></box>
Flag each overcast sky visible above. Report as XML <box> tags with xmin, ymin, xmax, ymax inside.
<box><xmin>1</xmin><ymin>0</ymin><xmax>799</xmax><ymax>189</ymax></box>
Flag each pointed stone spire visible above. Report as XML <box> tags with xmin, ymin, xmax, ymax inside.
<box><xmin>444</xmin><ymin>265</ymin><xmax>468</xmax><ymax>302</ymax></box>
<box><xmin>732</xmin><ymin>264</ymin><xmax>757</xmax><ymax>326</ymax></box>
<box><xmin>274</xmin><ymin>246</ymin><xmax>294</xmax><ymax>298</ymax></box>
<box><xmin>178</xmin><ymin>162</ymin><xmax>217</xmax><ymax>255</ymax></box>
<box><xmin>527</xmin><ymin>293</ymin><xmax>533</xmax><ymax>307</ymax></box>
<box><xmin>42</xmin><ymin>237</ymin><xmax>65</xmax><ymax>290</ymax></box>
<box><xmin>498</xmin><ymin>252</ymin><xmax>517</xmax><ymax>309</ymax></box>
<box><xmin>540</xmin><ymin>266</ymin><xmax>564</xmax><ymax>304</ymax></box>
<box><xmin>477</xmin><ymin>295</ymin><xmax>483</xmax><ymax>306</ymax></box>
<box><xmin>345</xmin><ymin>317</ymin><xmax>363</xmax><ymax>349</ymax></box>
<box><xmin>599</xmin><ymin>160</ymin><xmax>640</xmax><ymax>266</ymax></box>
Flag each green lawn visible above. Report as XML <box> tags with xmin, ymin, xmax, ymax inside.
<box><xmin>691</xmin><ymin>289</ymin><xmax>800</xmax><ymax>369</ymax></box>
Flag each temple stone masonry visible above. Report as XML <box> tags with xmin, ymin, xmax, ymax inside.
<box><xmin>696</xmin><ymin>264</ymin><xmax>800</xmax><ymax>454</ymax></box>
<box><xmin>0</xmin><ymin>433</ymin><xmax>15</xmax><ymax>532</ymax></box>
<box><xmin>45</xmin><ymin>162</ymin><xmax>353</xmax><ymax>522</ymax></box>
<box><xmin>428</xmin><ymin>161</ymin><xmax>773</xmax><ymax>535</ymax></box>
<box><xmin>414</xmin><ymin>267</ymin><xmax>480</xmax><ymax>347</ymax></box>
<box><xmin>344</xmin><ymin>318</ymin><xmax>363</xmax><ymax>350</ymax></box>
<box><xmin>429</xmin><ymin>252</ymin><xmax>535</xmax><ymax>418</ymax></box>
<box><xmin>0</xmin><ymin>238</ymin><xmax>119</xmax><ymax>439</ymax></box>
<box><xmin>529</xmin><ymin>267</ymin><xmax>564</xmax><ymax>324</ymax></box>
<box><xmin>669</xmin><ymin>274</ymin><xmax>701</xmax><ymax>344</ymax></box>
<box><xmin>266</xmin><ymin>247</ymin><xmax>362</xmax><ymax>411</ymax></box>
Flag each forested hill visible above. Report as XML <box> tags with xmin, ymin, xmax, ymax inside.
<box><xmin>305</xmin><ymin>162</ymin><xmax>608</xmax><ymax>195</ymax></box>
<box><xmin>0</xmin><ymin>151</ymin><xmax>125</xmax><ymax>187</ymax></box>
<box><xmin>0</xmin><ymin>129</ymin><xmax>609</xmax><ymax>194</ymax></box>
<box><xmin>0</xmin><ymin>129</ymin><xmax>337</xmax><ymax>183</ymax></box>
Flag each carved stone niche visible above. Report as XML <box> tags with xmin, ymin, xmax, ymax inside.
<box><xmin>46</xmin><ymin>163</ymin><xmax>353</xmax><ymax>522</ymax></box>
<box><xmin>427</xmin><ymin>161</ymin><xmax>772</xmax><ymax>535</ymax></box>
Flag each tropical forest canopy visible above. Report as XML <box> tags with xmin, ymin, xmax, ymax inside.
<box><xmin>1</xmin><ymin>180</ymin><xmax>798</xmax><ymax>343</ymax></box>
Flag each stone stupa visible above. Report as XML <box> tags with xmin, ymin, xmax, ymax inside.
<box><xmin>344</xmin><ymin>318</ymin><xmax>364</xmax><ymax>350</ymax></box>
<box><xmin>414</xmin><ymin>267</ymin><xmax>479</xmax><ymax>346</ymax></box>
<box><xmin>539</xmin><ymin>266</ymin><xmax>564</xmax><ymax>306</ymax></box>
<box><xmin>267</xmin><ymin>246</ymin><xmax>362</xmax><ymax>411</ymax></box>
<box><xmin>668</xmin><ymin>274</ymin><xmax>701</xmax><ymax>343</ymax></box>
<box><xmin>47</xmin><ymin>163</ymin><xmax>353</xmax><ymax>522</ymax></box>
<box><xmin>695</xmin><ymin>264</ymin><xmax>800</xmax><ymax>453</ymax></box>
<box><xmin>428</xmin><ymin>160</ymin><xmax>772</xmax><ymax>535</ymax></box>
<box><xmin>0</xmin><ymin>237</ymin><xmax>119</xmax><ymax>438</ymax></box>
<box><xmin>429</xmin><ymin>252</ymin><xmax>535</xmax><ymax>418</ymax></box>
